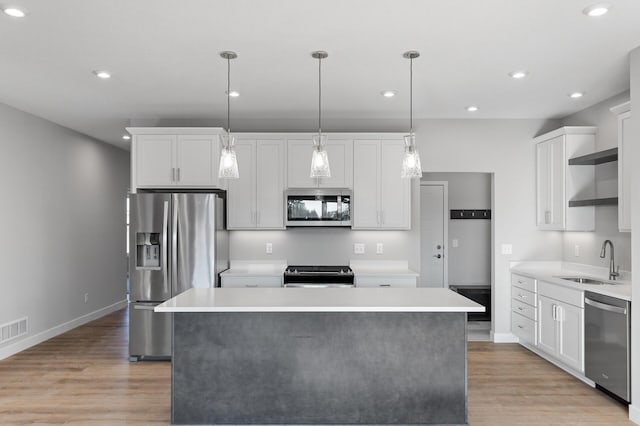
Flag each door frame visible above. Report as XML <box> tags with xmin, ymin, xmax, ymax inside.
<box><xmin>420</xmin><ymin>181</ymin><xmax>449</xmax><ymax>288</ymax></box>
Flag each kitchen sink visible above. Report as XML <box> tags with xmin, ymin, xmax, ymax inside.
<box><xmin>555</xmin><ymin>276</ymin><xmax>607</xmax><ymax>285</ymax></box>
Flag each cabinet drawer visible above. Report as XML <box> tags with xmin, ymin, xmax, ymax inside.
<box><xmin>221</xmin><ymin>276</ymin><xmax>282</xmax><ymax>288</ymax></box>
<box><xmin>512</xmin><ymin>286</ymin><xmax>536</xmax><ymax>307</ymax></box>
<box><xmin>538</xmin><ymin>281</ymin><xmax>583</xmax><ymax>308</ymax></box>
<box><xmin>355</xmin><ymin>276</ymin><xmax>417</xmax><ymax>288</ymax></box>
<box><xmin>512</xmin><ymin>298</ymin><xmax>537</xmax><ymax>321</ymax></box>
<box><xmin>512</xmin><ymin>312</ymin><xmax>537</xmax><ymax>346</ymax></box>
<box><xmin>511</xmin><ymin>274</ymin><xmax>536</xmax><ymax>292</ymax></box>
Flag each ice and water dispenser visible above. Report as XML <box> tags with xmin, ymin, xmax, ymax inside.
<box><xmin>136</xmin><ymin>233</ymin><xmax>161</xmax><ymax>269</ymax></box>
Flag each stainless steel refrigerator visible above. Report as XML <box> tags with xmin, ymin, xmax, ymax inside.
<box><xmin>129</xmin><ymin>192</ymin><xmax>228</xmax><ymax>360</ymax></box>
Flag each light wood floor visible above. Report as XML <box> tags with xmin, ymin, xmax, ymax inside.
<box><xmin>0</xmin><ymin>309</ymin><xmax>632</xmax><ymax>425</ymax></box>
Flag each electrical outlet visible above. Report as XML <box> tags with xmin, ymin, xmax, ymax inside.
<box><xmin>574</xmin><ymin>244</ymin><xmax>580</xmax><ymax>257</ymax></box>
<box><xmin>84</xmin><ymin>293</ymin><xmax>89</xmax><ymax>304</ymax></box>
<box><xmin>376</xmin><ymin>243</ymin><xmax>384</xmax><ymax>254</ymax></box>
<box><xmin>452</xmin><ymin>239</ymin><xmax>459</xmax><ymax>248</ymax></box>
<box><xmin>266</xmin><ymin>243</ymin><xmax>273</xmax><ymax>254</ymax></box>
<box><xmin>354</xmin><ymin>243</ymin><xmax>365</xmax><ymax>254</ymax></box>
<box><xmin>501</xmin><ymin>244</ymin><xmax>513</xmax><ymax>255</ymax></box>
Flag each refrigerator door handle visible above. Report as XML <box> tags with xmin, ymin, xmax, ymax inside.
<box><xmin>172</xmin><ymin>195</ymin><xmax>178</xmax><ymax>296</ymax></box>
<box><xmin>162</xmin><ymin>200</ymin><xmax>169</xmax><ymax>296</ymax></box>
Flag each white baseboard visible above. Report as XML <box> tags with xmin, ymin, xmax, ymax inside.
<box><xmin>0</xmin><ymin>299</ymin><xmax>127</xmax><ymax>361</ymax></box>
<box><xmin>491</xmin><ymin>331</ymin><xmax>519</xmax><ymax>343</ymax></box>
<box><xmin>629</xmin><ymin>404</ymin><xmax>640</xmax><ymax>425</ymax></box>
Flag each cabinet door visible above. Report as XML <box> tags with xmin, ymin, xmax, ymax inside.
<box><xmin>136</xmin><ymin>135</ymin><xmax>175</xmax><ymax>186</ymax></box>
<box><xmin>537</xmin><ymin>295</ymin><xmax>557</xmax><ymax>356</ymax></box>
<box><xmin>536</xmin><ymin>137</ymin><xmax>565</xmax><ymax>230</ymax></box>
<box><xmin>318</xmin><ymin>139</ymin><xmax>353</xmax><ymax>189</ymax></box>
<box><xmin>227</xmin><ymin>140</ymin><xmax>256</xmax><ymax>229</ymax></box>
<box><xmin>352</xmin><ymin>140</ymin><xmax>380</xmax><ymax>229</ymax></box>
<box><xmin>256</xmin><ymin>139</ymin><xmax>285</xmax><ymax>229</ymax></box>
<box><xmin>557</xmin><ymin>302</ymin><xmax>584</xmax><ymax>372</ymax></box>
<box><xmin>175</xmin><ymin>135</ymin><xmax>220</xmax><ymax>187</ymax></box>
<box><xmin>287</xmin><ymin>139</ymin><xmax>317</xmax><ymax>188</ymax></box>
<box><xmin>618</xmin><ymin>111</ymin><xmax>632</xmax><ymax>232</ymax></box>
<box><xmin>380</xmin><ymin>140</ymin><xmax>411</xmax><ymax>229</ymax></box>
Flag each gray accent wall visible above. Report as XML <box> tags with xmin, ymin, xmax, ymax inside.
<box><xmin>0</xmin><ymin>103</ymin><xmax>130</xmax><ymax>358</ymax></box>
<box><xmin>423</xmin><ymin>172</ymin><xmax>492</xmax><ymax>286</ymax></box>
<box><xmin>560</xmin><ymin>91</ymin><xmax>632</xmax><ymax>271</ymax></box>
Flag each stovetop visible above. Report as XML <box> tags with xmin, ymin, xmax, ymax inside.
<box><xmin>284</xmin><ymin>265</ymin><xmax>353</xmax><ymax>275</ymax></box>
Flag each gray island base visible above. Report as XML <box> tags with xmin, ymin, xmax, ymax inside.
<box><xmin>157</xmin><ymin>287</ymin><xmax>484</xmax><ymax>426</ymax></box>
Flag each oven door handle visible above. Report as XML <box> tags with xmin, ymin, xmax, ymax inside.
<box><xmin>585</xmin><ymin>297</ymin><xmax>627</xmax><ymax>315</ymax></box>
<box><xmin>284</xmin><ymin>283</ymin><xmax>353</xmax><ymax>288</ymax></box>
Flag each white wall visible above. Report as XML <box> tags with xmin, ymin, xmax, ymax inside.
<box><xmin>0</xmin><ymin>103</ymin><xmax>130</xmax><ymax>359</ymax></box>
<box><xmin>560</xmin><ymin>91</ymin><xmax>632</xmax><ymax>271</ymax></box>
<box><xmin>422</xmin><ymin>172</ymin><xmax>492</xmax><ymax>286</ymax></box>
<box><xmin>628</xmin><ymin>46</ymin><xmax>640</xmax><ymax>425</ymax></box>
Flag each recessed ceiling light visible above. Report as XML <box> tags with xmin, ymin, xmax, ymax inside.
<box><xmin>509</xmin><ymin>71</ymin><xmax>528</xmax><ymax>79</ymax></box>
<box><xmin>466</xmin><ymin>105</ymin><xmax>479</xmax><ymax>112</ymax></box>
<box><xmin>583</xmin><ymin>3</ymin><xmax>611</xmax><ymax>17</ymax></box>
<box><xmin>225</xmin><ymin>90</ymin><xmax>240</xmax><ymax>97</ymax></box>
<box><xmin>3</xmin><ymin>7</ymin><xmax>27</xmax><ymax>17</ymax></box>
<box><xmin>92</xmin><ymin>70</ymin><xmax>111</xmax><ymax>79</ymax></box>
<box><xmin>569</xmin><ymin>92</ymin><xmax>584</xmax><ymax>99</ymax></box>
<box><xmin>381</xmin><ymin>90</ymin><xmax>397</xmax><ymax>98</ymax></box>
<box><xmin>122</xmin><ymin>135</ymin><xmax>131</xmax><ymax>140</ymax></box>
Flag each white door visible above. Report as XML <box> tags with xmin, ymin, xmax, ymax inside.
<box><xmin>286</xmin><ymin>139</ymin><xmax>318</xmax><ymax>188</ymax></box>
<box><xmin>380</xmin><ymin>140</ymin><xmax>411</xmax><ymax>229</ymax></box>
<box><xmin>227</xmin><ymin>140</ymin><xmax>256</xmax><ymax>229</ymax></box>
<box><xmin>318</xmin><ymin>139</ymin><xmax>353</xmax><ymax>189</ymax></box>
<box><xmin>420</xmin><ymin>183</ymin><xmax>447</xmax><ymax>287</ymax></box>
<box><xmin>537</xmin><ymin>295</ymin><xmax>558</xmax><ymax>356</ymax></box>
<box><xmin>256</xmin><ymin>139</ymin><xmax>285</xmax><ymax>229</ymax></box>
<box><xmin>176</xmin><ymin>135</ymin><xmax>218</xmax><ymax>186</ymax></box>
<box><xmin>557</xmin><ymin>302</ymin><xmax>584</xmax><ymax>372</ymax></box>
<box><xmin>136</xmin><ymin>135</ymin><xmax>175</xmax><ymax>186</ymax></box>
<box><xmin>352</xmin><ymin>140</ymin><xmax>380</xmax><ymax>229</ymax></box>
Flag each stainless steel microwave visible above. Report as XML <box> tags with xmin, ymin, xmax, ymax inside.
<box><xmin>285</xmin><ymin>189</ymin><xmax>351</xmax><ymax>227</ymax></box>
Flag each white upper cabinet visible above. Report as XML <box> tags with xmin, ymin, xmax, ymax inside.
<box><xmin>534</xmin><ymin>127</ymin><xmax>596</xmax><ymax>231</ymax></box>
<box><xmin>611</xmin><ymin>102</ymin><xmax>632</xmax><ymax>232</ymax></box>
<box><xmin>227</xmin><ymin>137</ymin><xmax>285</xmax><ymax>230</ymax></box>
<box><xmin>286</xmin><ymin>137</ymin><xmax>353</xmax><ymax>189</ymax></box>
<box><xmin>129</xmin><ymin>128</ymin><xmax>224</xmax><ymax>191</ymax></box>
<box><xmin>353</xmin><ymin>138</ymin><xmax>411</xmax><ymax>230</ymax></box>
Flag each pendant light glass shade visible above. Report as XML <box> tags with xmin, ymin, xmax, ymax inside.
<box><xmin>401</xmin><ymin>134</ymin><xmax>422</xmax><ymax>178</ymax></box>
<box><xmin>218</xmin><ymin>134</ymin><xmax>239</xmax><ymax>179</ymax></box>
<box><xmin>218</xmin><ymin>51</ymin><xmax>239</xmax><ymax>179</ymax></box>
<box><xmin>401</xmin><ymin>51</ymin><xmax>422</xmax><ymax>178</ymax></box>
<box><xmin>310</xmin><ymin>134</ymin><xmax>330</xmax><ymax>178</ymax></box>
<box><xmin>310</xmin><ymin>51</ymin><xmax>331</xmax><ymax>178</ymax></box>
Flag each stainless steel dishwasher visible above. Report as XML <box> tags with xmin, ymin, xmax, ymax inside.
<box><xmin>584</xmin><ymin>291</ymin><xmax>631</xmax><ymax>403</ymax></box>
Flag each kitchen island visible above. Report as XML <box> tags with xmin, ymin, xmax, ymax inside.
<box><xmin>156</xmin><ymin>287</ymin><xmax>484</xmax><ymax>426</ymax></box>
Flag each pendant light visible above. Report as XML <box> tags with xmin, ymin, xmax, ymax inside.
<box><xmin>218</xmin><ymin>51</ymin><xmax>239</xmax><ymax>179</ymax></box>
<box><xmin>310</xmin><ymin>51</ymin><xmax>331</xmax><ymax>178</ymax></box>
<box><xmin>401</xmin><ymin>51</ymin><xmax>423</xmax><ymax>178</ymax></box>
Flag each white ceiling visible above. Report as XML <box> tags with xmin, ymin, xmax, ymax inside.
<box><xmin>2</xmin><ymin>0</ymin><xmax>639</xmax><ymax>150</ymax></box>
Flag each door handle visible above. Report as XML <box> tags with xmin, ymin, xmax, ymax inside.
<box><xmin>162</xmin><ymin>200</ymin><xmax>169</xmax><ymax>295</ymax></box>
<box><xmin>585</xmin><ymin>297</ymin><xmax>627</xmax><ymax>315</ymax></box>
<box><xmin>434</xmin><ymin>254</ymin><xmax>442</xmax><ymax>259</ymax></box>
<box><xmin>176</xmin><ymin>167</ymin><xmax>181</xmax><ymax>182</ymax></box>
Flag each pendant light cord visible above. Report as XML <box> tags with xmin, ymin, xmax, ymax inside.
<box><xmin>226</xmin><ymin>56</ymin><xmax>231</xmax><ymax>137</ymax></box>
<box><xmin>410</xmin><ymin>56</ymin><xmax>413</xmax><ymax>135</ymax></box>
<box><xmin>318</xmin><ymin>55</ymin><xmax>322</xmax><ymax>136</ymax></box>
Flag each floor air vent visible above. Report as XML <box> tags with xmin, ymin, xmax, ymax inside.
<box><xmin>0</xmin><ymin>317</ymin><xmax>28</xmax><ymax>344</ymax></box>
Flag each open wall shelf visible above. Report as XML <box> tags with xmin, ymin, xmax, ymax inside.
<box><xmin>568</xmin><ymin>148</ymin><xmax>618</xmax><ymax>165</ymax></box>
<box><xmin>568</xmin><ymin>197</ymin><xmax>618</xmax><ymax>207</ymax></box>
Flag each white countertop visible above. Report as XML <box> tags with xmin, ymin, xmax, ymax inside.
<box><xmin>155</xmin><ymin>287</ymin><xmax>485</xmax><ymax>313</ymax></box>
<box><xmin>220</xmin><ymin>260</ymin><xmax>287</xmax><ymax>277</ymax></box>
<box><xmin>349</xmin><ymin>260</ymin><xmax>419</xmax><ymax>277</ymax></box>
<box><xmin>511</xmin><ymin>261</ymin><xmax>631</xmax><ymax>301</ymax></box>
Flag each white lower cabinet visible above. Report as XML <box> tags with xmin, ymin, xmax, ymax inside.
<box><xmin>355</xmin><ymin>276</ymin><xmax>417</xmax><ymax>288</ymax></box>
<box><xmin>536</xmin><ymin>281</ymin><xmax>584</xmax><ymax>373</ymax></box>
<box><xmin>511</xmin><ymin>274</ymin><xmax>537</xmax><ymax>345</ymax></box>
<box><xmin>221</xmin><ymin>276</ymin><xmax>282</xmax><ymax>288</ymax></box>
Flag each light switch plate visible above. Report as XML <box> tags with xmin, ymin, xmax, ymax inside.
<box><xmin>501</xmin><ymin>244</ymin><xmax>513</xmax><ymax>255</ymax></box>
<box><xmin>452</xmin><ymin>239</ymin><xmax>459</xmax><ymax>248</ymax></box>
<box><xmin>265</xmin><ymin>243</ymin><xmax>273</xmax><ymax>254</ymax></box>
<box><xmin>354</xmin><ymin>243</ymin><xmax>365</xmax><ymax>254</ymax></box>
<box><xmin>574</xmin><ymin>245</ymin><xmax>580</xmax><ymax>257</ymax></box>
<box><xmin>376</xmin><ymin>243</ymin><xmax>383</xmax><ymax>254</ymax></box>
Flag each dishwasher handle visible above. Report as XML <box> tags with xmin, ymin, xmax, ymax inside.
<box><xmin>585</xmin><ymin>297</ymin><xmax>627</xmax><ymax>315</ymax></box>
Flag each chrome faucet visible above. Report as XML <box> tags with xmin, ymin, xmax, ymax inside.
<box><xmin>600</xmin><ymin>239</ymin><xmax>620</xmax><ymax>280</ymax></box>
